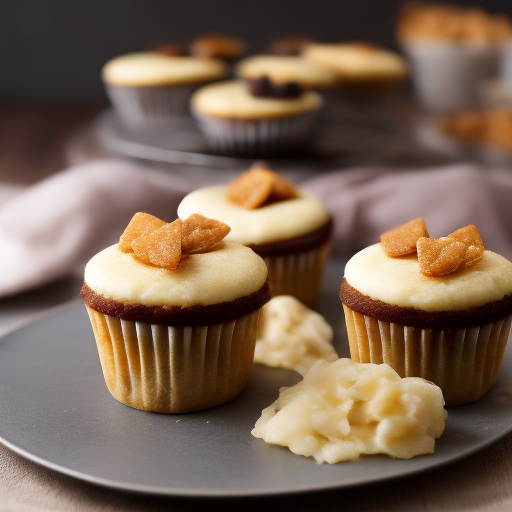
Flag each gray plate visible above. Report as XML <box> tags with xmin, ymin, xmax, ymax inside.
<box><xmin>1</xmin><ymin>260</ymin><xmax>512</xmax><ymax>497</ymax></box>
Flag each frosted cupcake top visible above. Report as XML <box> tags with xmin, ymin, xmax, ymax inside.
<box><xmin>85</xmin><ymin>242</ymin><xmax>268</xmax><ymax>307</ymax></box>
<box><xmin>101</xmin><ymin>52</ymin><xmax>227</xmax><ymax>87</ymax></box>
<box><xmin>190</xmin><ymin>80</ymin><xmax>322</xmax><ymax>119</ymax></box>
<box><xmin>178</xmin><ymin>185</ymin><xmax>330</xmax><ymax>245</ymax></box>
<box><xmin>302</xmin><ymin>43</ymin><xmax>407</xmax><ymax>82</ymax></box>
<box><xmin>344</xmin><ymin>243</ymin><xmax>512</xmax><ymax>311</ymax></box>
<box><xmin>237</xmin><ymin>55</ymin><xmax>338</xmax><ymax>89</ymax></box>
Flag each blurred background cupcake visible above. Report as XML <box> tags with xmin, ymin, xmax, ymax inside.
<box><xmin>190</xmin><ymin>79</ymin><xmax>323</xmax><ymax>157</ymax></box>
<box><xmin>236</xmin><ymin>54</ymin><xmax>338</xmax><ymax>92</ymax></box>
<box><xmin>397</xmin><ymin>2</ymin><xmax>512</xmax><ymax>112</ymax></box>
<box><xmin>102</xmin><ymin>51</ymin><xmax>227</xmax><ymax>127</ymax></box>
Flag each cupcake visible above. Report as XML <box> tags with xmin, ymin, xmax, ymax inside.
<box><xmin>236</xmin><ymin>55</ymin><xmax>338</xmax><ymax>91</ymax></box>
<box><xmin>81</xmin><ymin>212</ymin><xmax>270</xmax><ymax>413</ymax></box>
<box><xmin>302</xmin><ymin>42</ymin><xmax>408</xmax><ymax>98</ymax></box>
<box><xmin>101</xmin><ymin>52</ymin><xmax>227</xmax><ymax>126</ymax></box>
<box><xmin>397</xmin><ymin>3</ymin><xmax>511</xmax><ymax>111</ymax></box>
<box><xmin>178</xmin><ymin>163</ymin><xmax>332</xmax><ymax>307</ymax></box>
<box><xmin>190</xmin><ymin>79</ymin><xmax>323</xmax><ymax>157</ymax></box>
<box><xmin>340</xmin><ymin>218</ymin><xmax>512</xmax><ymax>406</ymax></box>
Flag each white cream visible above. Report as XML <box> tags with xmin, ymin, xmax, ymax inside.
<box><xmin>252</xmin><ymin>359</ymin><xmax>446</xmax><ymax>463</ymax></box>
<box><xmin>254</xmin><ymin>296</ymin><xmax>337</xmax><ymax>376</ymax></box>
<box><xmin>344</xmin><ymin>243</ymin><xmax>512</xmax><ymax>311</ymax></box>
<box><xmin>237</xmin><ymin>55</ymin><xmax>338</xmax><ymax>89</ymax></box>
<box><xmin>178</xmin><ymin>186</ymin><xmax>330</xmax><ymax>245</ymax></box>
<box><xmin>191</xmin><ymin>80</ymin><xmax>322</xmax><ymax>119</ymax></box>
<box><xmin>102</xmin><ymin>53</ymin><xmax>226</xmax><ymax>87</ymax></box>
<box><xmin>84</xmin><ymin>242</ymin><xmax>268</xmax><ymax>307</ymax></box>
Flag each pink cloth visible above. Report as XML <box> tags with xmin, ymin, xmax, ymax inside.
<box><xmin>1</xmin><ymin>159</ymin><xmax>511</xmax><ymax>298</ymax></box>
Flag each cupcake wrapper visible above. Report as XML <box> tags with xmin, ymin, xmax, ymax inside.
<box><xmin>193</xmin><ymin>110</ymin><xmax>320</xmax><ymax>157</ymax></box>
<box><xmin>403</xmin><ymin>43</ymin><xmax>499</xmax><ymax>111</ymax></box>
<box><xmin>343</xmin><ymin>305</ymin><xmax>512</xmax><ymax>406</ymax></box>
<box><xmin>104</xmin><ymin>83</ymin><xmax>200</xmax><ymax>126</ymax></box>
<box><xmin>85</xmin><ymin>305</ymin><xmax>260</xmax><ymax>413</ymax></box>
<box><xmin>265</xmin><ymin>242</ymin><xmax>330</xmax><ymax>308</ymax></box>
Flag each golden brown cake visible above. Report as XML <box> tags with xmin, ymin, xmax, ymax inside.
<box><xmin>81</xmin><ymin>213</ymin><xmax>270</xmax><ymax>413</ymax></box>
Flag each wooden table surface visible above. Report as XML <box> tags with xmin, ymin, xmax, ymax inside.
<box><xmin>1</xmin><ymin>104</ymin><xmax>512</xmax><ymax>512</ymax></box>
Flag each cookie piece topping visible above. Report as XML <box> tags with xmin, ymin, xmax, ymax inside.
<box><xmin>448</xmin><ymin>224</ymin><xmax>485</xmax><ymax>267</ymax></box>
<box><xmin>119</xmin><ymin>212</ymin><xmax>231</xmax><ymax>270</ymax></box>
<box><xmin>118</xmin><ymin>212</ymin><xmax>166</xmax><ymax>253</ymax></box>
<box><xmin>182</xmin><ymin>213</ymin><xmax>231</xmax><ymax>254</ymax></box>
<box><xmin>417</xmin><ymin>237</ymin><xmax>467</xmax><ymax>277</ymax></box>
<box><xmin>380</xmin><ymin>217</ymin><xmax>429</xmax><ymax>257</ymax></box>
<box><xmin>132</xmin><ymin>219</ymin><xmax>183</xmax><ymax>271</ymax></box>
<box><xmin>381</xmin><ymin>220</ymin><xmax>486</xmax><ymax>277</ymax></box>
<box><xmin>226</xmin><ymin>162</ymin><xmax>299</xmax><ymax>209</ymax></box>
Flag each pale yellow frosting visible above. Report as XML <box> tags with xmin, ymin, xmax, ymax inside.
<box><xmin>236</xmin><ymin>55</ymin><xmax>338</xmax><ymax>89</ymax></box>
<box><xmin>303</xmin><ymin>43</ymin><xmax>408</xmax><ymax>81</ymax></box>
<box><xmin>101</xmin><ymin>52</ymin><xmax>227</xmax><ymax>87</ymax></box>
<box><xmin>84</xmin><ymin>242</ymin><xmax>268</xmax><ymax>307</ymax></box>
<box><xmin>344</xmin><ymin>243</ymin><xmax>512</xmax><ymax>311</ymax></box>
<box><xmin>177</xmin><ymin>185</ymin><xmax>330</xmax><ymax>245</ymax></box>
<box><xmin>190</xmin><ymin>80</ymin><xmax>323</xmax><ymax>119</ymax></box>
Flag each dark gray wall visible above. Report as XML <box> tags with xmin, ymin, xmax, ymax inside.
<box><xmin>1</xmin><ymin>0</ymin><xmax>511</xmax><ymax>101</ymax></box>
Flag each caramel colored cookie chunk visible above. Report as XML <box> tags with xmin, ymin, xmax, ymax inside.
<box><xmin>448</xmin><ymin>224</ymin><xmax>485</xmax><ymax>268</ymax></box>
<box><xmin>417</xmin><ymin>236</ymin><xmax>467</xmax><ymax>277</ymax></box>
<box><xmin>380</xmin><ymin>217</ymin><xmax>429</xmax><ymax>257</ymax></box>
<box><xmin>118</xmin><ymin>212</ymin><xmax>166</xmax><ymax>253</ymax></box>
<box><xmin>131</xmin><ymin>219</ymin><xmax>183</xmax><ymax>271</ymax></box>
<box><xmin>182</xmin><ymin>213</ymin><xmax>231</xmax><ymax>254</ymax></box>
<box><xmin>226</xmin><ymin>163</ymin><xmax>298</xmax><ymax>209</ymax></box>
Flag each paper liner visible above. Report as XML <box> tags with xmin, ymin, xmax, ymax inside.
<box><xmin>264</xmin><ymin>242</ymin><xmax>330</xmax><ymax>308</ymax></box>
<box><xmin>403</xmin><ymin>43</ymin><xmax>499</xmax><ymax>111</ymax></box>
<box><xmin>192</xmin><ymin>110</ymin><xmax>320</xmax><ymax>157</ymax></box>
<box><xmin>104</xmin><ymin>83</ymin><xmax>199</xmax><ymax>126</ymax></box>
<box><xmin>343</xmin><ymin>305</ymin><xmax>512</xmax><ymax>406</ymax></box>
<box><xmin>85</xmin><ymin>305</ymin><xmax>260</xmax><ymax>413</ymax></box>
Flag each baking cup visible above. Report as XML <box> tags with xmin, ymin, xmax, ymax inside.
<box><xmin>85</xmin><ymin>305</ymin><xmax>260</xmax><ymax>413</ymax></box>
<box><xmin>264</xmin><ymin>242</ymin><xmax>330</xmax><ymax>308</ymax></box>
<box><xmin>104</xmin><ymin>82</ymin><xmax>200</xmax><ymax>126</ymax></box>
<box><xmin>192</xmin><ymin>110</ymin><xmax>320</xmax><ymax>157</ymax></box>
<box><xmin>403</xmin><ymin>42</ymin><xmax>499</xmax><ymax>112</ymax></box>
<box><xmin>343</xmin><ymin>305</ymin><xmax>512</xmax><ymax>406</ymax></box>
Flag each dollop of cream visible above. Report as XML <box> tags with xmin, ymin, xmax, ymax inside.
<box><xmin>344</xmin><ymin>243</ymin><xmax>512</xmax><ymax>311</ymax></box>
<box><xmin>237</xmin><ymin>55</ymin><xmax>338</xmax><ymax>89</ymax></box>
<box><xmin>254</xmin><ymin>296</ymin><xmax>337</xmax><ymax>376</ymax></box>
<box><xmin>190</xmin><ymin>80</ymin><xmax>322</xmax><ymax>119</ymax></box>
<box><xmin>101</xmin><ymin>52</ymin><xmax>227</xmax><ymax>87</ymax></box>
<box><xmin>178</xmin><ymin>186</ymin><xmax>330</xmax><ymax>245</ymax></box>
<box><xmin>252</xmin><ymin>359</ymin><xmax>447</xmax><ymax>463</ymax></box>
<box><xmin>84</xmin><ymin>242</ymin><xmax>268</xmax><ymax>307</ymax></box>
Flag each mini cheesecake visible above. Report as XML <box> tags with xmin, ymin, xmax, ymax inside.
<box><xmin>340</xmin><ymin>243</ymin><xmax>512</xmax><ymax>406</ymax></box>
<box><xmin>82</xmin><ymin>241</ymin><xmax>269</xmax><ymax>413</ymax></box>
<box><xmin>178</xmin><ymin>184</ymin><xmax>332</xmax><ymax>307</ymax></box>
